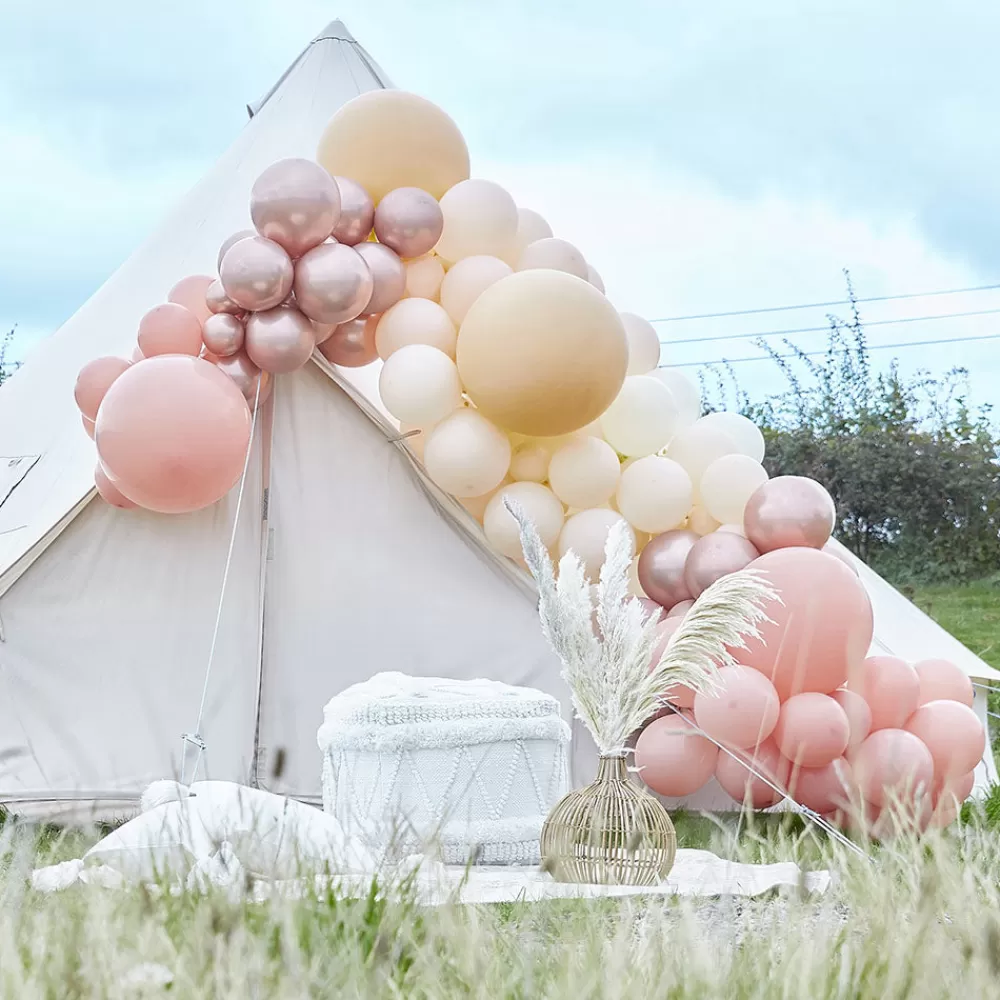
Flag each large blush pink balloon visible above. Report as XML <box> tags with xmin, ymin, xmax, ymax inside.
<box><xmin>914</xmin><ymin>658</ymin><xmax>974</xmax><ymax>708</ymax></box>
<box><xmin>635</xmin><ymin>714</ymin><xmax>718</xmax><ymax>797</ymax></box>
<box><xmin>904</xmin><ymin>700</ymin><xmax>985</xmax><ymax>779</ymax></box>
<box><xmin>786</xmin><ymin>757</ymin><xmax>853</xmax><ymax>814</ymax></box>
<box><xmin>683</xmin><ymin>532</ymin><xmax>759</xmax><ymax>598</ymax></box>
<box><xmin>355</xmin><ymin>242</ymin><xmax>406</xmax><ymax>314</ymax></box>
<box><xmin>743</xmin><ymin>475</ymin><xmax>836</xmax><ymax>553</ymax></box>
<box><xmin>849</xmin><ymin>656</ymin><xmax>919</xmax><ymax>731</ymax></box>
<box><xmin>94</xmin><ymin>464</ymin><xmax>137</xmax><ymax>509</ymax></box>
<box><xmin>693</xmin><ymin>665</ymin><xmax>780</xmax><ymax>749</ymax></box>
<box><xmin>74</xmin><ymin>356</ymin><xmax>131</xmax><ymax>420</ymax></box>
<box><xmin>831</xmin><ymin>688</ymin><xmax>872</xmax><ymax>749</ymax></box>
<box><xmin>773</xmin><ymin>693</ymin><xmax>850</xmax><ymax>768</ymax></box>
<box><xmin>245</xmin><ymin>306</ymin><xmax>316</xmax><ymax>374</ymax></box>
<box><xmin>220</xmin><ymin>237</ymin><xmax>294</xmax><ymax>312</ymax></box>
<box><xmin>332</xmin><ymin>176</ymin><xmax>375</xmax><ymax>245</ymax></box>
<box><xmin>293</xmin><ymin>242</ymin><xmax>374</xmax><ymax>325</ymax></box>
<box><xmin>738</xmin><ymin>548</ymin><xmax>874</xmax><ymax>700</ymax></box>
<box><xmin>95</xmin><ymin>356</ymin><xmax>252</xmax><ymax>513</ymax></box>
<box><xmin>317</xmin><ymin>315</ymin><xmax>380</xmax><ymax>368</ymax></box>
<box><xmin>215</xmin><ymin>350</ymin><xmax>272</xmax><ymax>407</ymax></box>
<box><xmin>137</xmin><ymin>303</ymin><xmax>203</xmax><ymax>358</ymax></box>
<box><xmin>852</xmin><ymin>728</ymin><xmax>934</xmax><ymax>808</ymax></box>
<box><xmin>715</xmin><ymin>738</ymin><xmax>790</xmax><ymax>808</ymax></box>
<box><xmin>167</xmin><ymin>275</ymin><xmax>215</xmax><ymax>324</ymax></box>
<box><xmin>250</xmin><ymin>158</ymin><xmax>341</xmax><ymax>258</ymax></box>
<box><xmin>637</xmin><ymin>529</ymin><xmax>698</xmax><ymax>609</ymax></box>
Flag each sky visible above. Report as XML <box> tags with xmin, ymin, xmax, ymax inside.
<box><xmin>1</xmin><ymin>0</ymin><xmax>998</xmax><ymax>413</ymax></box>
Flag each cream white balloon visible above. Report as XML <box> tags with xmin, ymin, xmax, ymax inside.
<box><xmin>628</xmin><ymin>555</ymin><xmax>647</xmax><ymax>598</ymax></box>
<box><xmin>558</xmin><ymin>508</ymin><xmax>635</xmax><ymax>582</ymax></box>
<box><xmin>435</xmin><ymin>179</ymin><xmax>518</xmax><ymax>263</ymax></box>
<box><xmin>600</xmin><ymin>376</ymin><xmax>679</xmax><ymax>458</ymax></box>
<box><xmin>484</xmin><ymin>482</ymin><xmax>564</xmax><ymax>558</ymax></box>
<box><xmin>699</xmin><ymin>453</ymin><xmax>769</xmax><ymax>525</ymax></box>
<box><xmin>516</xmin><ymin>237</ymin><xmax>588</xmax><ymax>279</ymax></box>
<box><xmin>587</xmin><ymin>264</ymin><xmax>606</xmax><ymax>294</ymax></box>
<box><xmin>651</xmin><ymin>368</ymin><xmax>701</xmax><ymax>427</ymax></box>
<box><xmin>375</xmin><ymin>298</ymin><xmax>457</xmax><ymax>359</ymax></box>
<box><xmin>404</xmin><ymin>254</ymin><xmax>445</xmax><ymax>300</ymax></box>
<box><xmin>547</xmin><ymin>436</ymin><xmax>621</xmax><ymax>509</ymax></box>
<box><xmin>510</xmin><ymin>207</ymin><xmax>553</xmax><ymax>261</ymax></box>
<box><xmin>424</xmin><ymin>409</ymin><xmax>511</xmax><ymax>498</ymax></box>
<box><xmin>619</xmin><ymin>313</ymin><xmax>661</xmax><ymax>375</ymax></box>
<box><xmin>616</xmin><ymin>456</ymin><xmax>693</xmax><ymax>534</ymax></box>
<box><xmin>509</xmin><ymin>441</ymin><xmax>550</xmax><ymax>483</ymax></box>
<box><xmin>378</xmin><ymin>345</ymin><xmax>462</xmax><ymax>427</ymax></box>
<box><xmin>698</xmin><ymin>411</ymin><xmax>766</xmax><ymax>462</ymax></box>
<box><xmin>439</xmin><ymin>255</ymin><xmax>512</xmax><ymax>325</ymax></box>
<box><xmin>667</xmin><ymin>417</ymin><xmax>740</xmax><ymax>485</ymax></box>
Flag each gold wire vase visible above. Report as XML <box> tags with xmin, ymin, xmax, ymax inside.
<box><xmin>540</xmin><ymin>754</ymin><xmax>677</xmax><ymax>886</ymax></box>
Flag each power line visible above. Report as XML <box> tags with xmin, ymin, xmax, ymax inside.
<box><xmin>667</xmin><ymin>331</ymin><xmax>1000</xmax><ymax>369</ymax></box>
<box><xmin>659</xmin><ymin>306</ymin><xmax>1000</xmax><ymax>347</ymax></box>
<box><xmin>648</xmin><ymin>281</ymin><xmax>1000</xmax><ymax>324</ymax></box>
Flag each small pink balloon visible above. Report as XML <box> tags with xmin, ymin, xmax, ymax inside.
<box><xmin>95</xmin><ymin>356</ymin><xmax>251</xmax><ymax>514</ymax></box>
<box><xmin>355</xmin><ymin>242</ymin><xmax>406</xmax><ymax>314</ymax></box>
<box><xmin>638</xmin><ymin>597</ymin><xmax>667</xmax><ymax>624</ymax></box>
<box><xmin>666</xmin><ymin>599</ymin><xmax>694</xmax><ymax>620</ymax></box>
<box><xmin>932</xmin><ymin>769</ymin><xmax>975</xmax><ymax>813</ymax></box>
<box><xmin>317</xmin><ymin>315</ymin><xmax>381</xmax><ymax>368</ymax></box>
<box><xmin>137</xmin><ymin>303</ymin><xmax>203</xmax><ymax>358</ymax></box>
<box><xmin>220</xmin><ymin>236</ymin><xmax>294</xmax><ymax>312</ymax></box>
<box><xmin>250</xmin><ymin>158</ymin><xmax>341</xmax><ymax>258</ymax></box>
<box><xmin>373</xmin><ymin>187</ymin><xmax>444</xmax><ymax>259</ymax></box>
<box><xmin>206</xmin><ymin>279</ymin><xmax>244</xmax><ymax>316</ymax></box>
<box><xmin>293</xmin><ymin>242</ymin><xmax>374</xmax><ymax>326</ymax></box>
<box><xmin>82</xmin><ymin>415</ymin><xmax>96</xmax><ymax>439</ymax></box>
<box><xmin>773</xmin><ymin>693</ymin><xmax>850</xmax><ymax>768</ymax></box>
<box><xmin>683</xmin><ymin>532</ymin><xmax>760</xmax><ymax>598</ymax></box>
<box><xmin>904</xmin><ymin>700</ymin><xmax>985</xmax><ymax>780</ymax></box>
<box><xmin>914</xmin><ymin>658</ymin><xmax>974</xmax><ymax>708</ymax></box>
<box><xmin>852</xmin><ymin>728</ymin><xmax>934</xmax><ymax>808</ymax></box>
<box><xmin>663</xmin><ymin>684</ymin><xmax>696</xmax><ymax>710</ymax></box>
<box><xmin>850</xmin><ymin>656</ymin><xmax>920</xmax><ymax>731</ymax></box>
<box><xmin>130</xmin><ymin>345</ymin><xmax>145</xmax><ymax>363</ymax></box>
<box><xmin>94</xmin><ymin>464</ymin><xmax>137</xmax><ymax>509</ymax></box>
<box><xmin>693</xmin><ymin>665</ymin><xmax>780</xmax><ymax>750</ymax></box>
<box><xmin>648</xmin><ymin>617</ymin><xmax>683</xmax><ymax>673</ymax></box>
<box><xmin>215</xmin><ymin>350</ymin><xmax>272</xmax><ymax>407</ymax></box>
<box><xmin>635</xmin><ymin>714</ymin><xmax>718</xmax><ymax>797</ymax></box>
<box><xmin>831</xmin><ymin>688</ymin><xmax>872</xmax><ymax>749</ymax></box>
<box><xmin>167</xmin><ymin>275</ymin><xmax>215</xmax><ymax>324</ymax></box>
<box><xmin>637</xmin><ymin>529</ymin><xmax>698</xmax><ymax>609</ymax></box>
<box><xmin>202</xmin><ymin>313</ymin><xmax>245</xmax><ymax>358</ymax></box>
<box><xmin>715</xmin><ymin>737</ymin><xmax>790</xmax><ymax>808</ymax></box>
<box><xmin>74</xmin><ymin>356</ymin><xmax>131</xmax><ymax>420</ymax></box>
<box><xmin>332</xmin><ymin>176</ymin><xmax>375</xmax><ymax>245</ymax></box>
<box><xmin>786</xmin><ymin>756</ymin><xmax>853</xmax><ymax>814</ymax></box>
<box><xmin>245</xmin><ymin>306</ymin><xmax>316</xmax><ymax>374</ymax></box>
<box><xmin>743</xmin><ymin>475</ymin><xmax>836</xmax><ymax>553</ymax></box>
<box><xmin>217</xmin><ymin>229</ymin><xmax>256</xmax><ymax>271</ymax></box>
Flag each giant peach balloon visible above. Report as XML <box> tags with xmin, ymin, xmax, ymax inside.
<box><xmin>616</xmin><ymin>456</ymin><xmax>692</xmax><ymax>534</ymax></box>
<box><xmin>914</xmin><ymin>658</ymin><xmax>974</xmax><ymax>707</ymax></box>
<box><xmin>331</xmin><ymin>176</ymin><xmax>375</xmax><ymax>245</ymax></box>
<box><xmin>167</xmin><ymin>275</ymin><xmax>214</xmax><ymax>324</ymax></box>
<box><xmin>457</xmin><ymin>270</ymin><xmax>628</xmax><ymax>436</ymax></box>
<box><xmin>773</xmin><ymin>693</ymin><xmax>850</xmax><ymax>768</ymax></box>
<box><xmin>378</xmin><ymin>345</ymin><xmax>462</xmax><ymax>427</ymax></box>
<box><xmin>215</xmin><ymin>350</ymin><xmax>271</xmax><ymax>407</ymax></box>
<box><xmin>637</xmin><ymin>529</ymin><xmax>698</xmax><ymax>609</ymax></box>
<box><xmin>635</xmin><ymin>715</ymin><xmax>718</xmax><ymax>798</ymax></box>
<box><xmin>376</xmin><ymin>298</ymin><xmax>457</xmax><ymax>359</ymax></box>
<box><xmin>693</xmin><ymin>665</ymin><xmax>780</xmax><ymax>750</ymax></box>
<box><xmin>250</xmin><ymin>158</ymin><xmax>341</xmax><ymax>258</ymax></box>
<box><xmin>74</xmin><ymin>356</ymin><xmax>130</xmax><ymax>421</ymax></box>
<box><xmin>404</xmin><ymin>254</ymin><xmax>446</xmax><ymax>300</ymax></box>
<box><xmin>245</xmin><ymin>306</ymin><xmax>315</xmax><ymax>374</ymax></box>
<box><xmin>831</xmin><ymin>688</ymin><xmax>872</xmax><ymax>749</ymax></box>
<box><xmin>904</xmin><ymin>700</ymin><xmax>985</xmax><ymax>779</ymax></box>
<box><xmin>483</xmin><ymin>482</ymin><xmax>564</xmax><ymax>559</ymax></box>
<box><xmin>739</xmin><ymin>547</ymin><xmax>874</xmax><ymax>700</ymax></box>
<box><xmin>220</xmin><ymin>237</ymin><xmax>294</xmax><ymax>312</ymax></box>
<box><xmin>547</xmin><ymin>436</ymin><xmax>620</xmax><ymax>509</ymax></box>
<box><xmin>700</xmin><ymin>454</ymin><xmax>769</xmax><ymax>527</ymax></box>
<box><xmin>683</xmin><ymin>531</ymin><xmax>759</xmax><ymax>598</ymax></box>
<box><xmin>94</xmin><ymin>463</ymin><xmax>137</xmax><ymax>510</ymax></box>
<box><xmin>423</xmin><ymin>409</ymin><xmax>511</xmax><ymax>498</ymax></box>
<box><xmin>651</xmin><ymin>368</ymin><xmax>701</xmax><ymax>427</ymax></box>
<box><xmin>619</xmin><ymin>313</ymin><xmax>661</xmax><ymax>375</ymax></box>
<box><xmin>510</xmin><ymin>208</ymin><xmax>552</xmax><ymax>262</ymax></box>
<box><xmin>317</xmin><ymin>90</ymin><xmax>470</xmax><ymax>203</ymax></box>
<box><xmin>95</xmin><ymin>356</ymin><xmax>251</xmax><ymax>513</ymax></box>
<box><xmin>744</xmin><ymin>476</ymin><xmax>836</xmax><ymax>553</ymax></box>
<box><xmin>852</xmin><ymin>729</ymin><xmax>934</xmax><ymax>808</ymax></box>
<box><xmin>850</xmin><ymin>656</ymin><xmax>920</xmax><ymax>731</ymax></box>
<box><xmin>354</xmin><ymin>242</ymin><xmax>406</xmax><ymax>315</ymax></box>
<box><xmin>439</xmin><ymin>255</ymin><xmax>512</xmax><ymax>325</ymax></box>
<box><xmin>516</xmin><ymin>237</ymin><xmax>588</xmax><ymax>279</ymax></box>
<box><xmin>293</xmin><ymin>242</ymin><xmax>373</xmax><ymax>326</ymax></box>
<box><xmin>601</xmin><ymin>376</ymin><xmax>680</xmax><ymax>458</ymax></box>
<box><xmin>435</xmin><ymin>179</ymin><xmax>518</xmax><ymax>263</ymax></box>
<box><xmin>715</xmin><ymin>737</ymin><xmax>790</xmax><ymax>808</ymax></box>
<box><xmin>373</xmin><ymin>187</ymin><xmax>444</xmax><ymax>259</ymax></box>
<box><xmin>666</xmin><ymin>417</ymin><xmax>739</xmax><ymax>484</ymax></box>
<box><xmin>318</xmin><ymin>315</ymin><xmax>380</xmax><ymax>368</ymax></box>
<box><xmin>137</xmin><ymin>303</ymin><xmax>203</xmax><ymax>358</ymax></box>
<box><xmin>558</xmin><ymin>509</ymin><xmax>634</xmax><ymax>583</ymax></box>
<box><xmin>698</xmin><ymin>412</ymin><xmax>765</xmax><ymax>463</ymax></box>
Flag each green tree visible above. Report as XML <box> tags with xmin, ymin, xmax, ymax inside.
<box><xmin>0</xmin><ymin>328</ymin><xmax>15</xmax><ymax>386</ymax></box>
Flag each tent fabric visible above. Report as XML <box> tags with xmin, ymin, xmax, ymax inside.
<box><xmin>0</xmin><ymin>21</ymin><xmax>994</xmax><ymax>819</ymax></box>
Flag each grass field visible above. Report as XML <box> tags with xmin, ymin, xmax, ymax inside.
<box><xmin>911</xmin><ymin>581</ymin><xmax>1000</xmax><ymax>673</ymax></box>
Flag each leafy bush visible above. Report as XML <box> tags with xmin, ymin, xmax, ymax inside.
<box><xmin>0</xmin><ymin>327</ymin><xmax>16</xmax><ymax>386</ymax></box>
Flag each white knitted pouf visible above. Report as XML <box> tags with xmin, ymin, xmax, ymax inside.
<box><xmin>317</xmin><ymin>672</ymin><xmax>571</xmax><ymax>865</ymax></box>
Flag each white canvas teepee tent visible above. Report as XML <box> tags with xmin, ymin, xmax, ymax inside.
<box><xmin>0</xmin><ymin>22</ymin><xmax>996</xmax><ymax>821</ymax></box>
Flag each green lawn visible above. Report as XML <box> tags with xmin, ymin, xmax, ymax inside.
<box><xmin>910</xmin><ymin>581</ymin><xmax>1000</xmax><ymax>673</ymax></box>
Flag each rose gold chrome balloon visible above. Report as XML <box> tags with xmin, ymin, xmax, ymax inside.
<box><xmin>202</xmin><ymin>313</ymin><xmax>245</xmax><ymax>358</ymax></box>
<box><xmin>220</xmin><ymin>237</ymin><xmax>294</xmax><ymax>312</ymax></box>
<box><xmin>355</xmin><ymin>242</ymin><xmax>406</xmax><ymax>314</ymax></box>
<box><xmin>217</xmin><ymin>229</ymin><xmax>256</xmax><ymax>271</ymax></box>
<box><xmin>683</xmin><ymin>532</ymin><xmax>759</xmax><ymax>598</ymax></box>
<box><xmin>744</xmin><ymin>475</ymin><xmax>836</xmax><ymax>553</ymax></box>
<box><xmin>317</xmin><ymin>315</ymin><xmax>380</xmax><ymax>368</ymax></box>
<box><xmin>373</xmin><ymin>186</ymin><xmax>443</xmax><ymax>258</ymax></box>
<box><xmin>245</xmin><ymin>305</ymin><xmax>316</xmax><ymax>374</ymax></box>
<box><xmin>215</xmin><ymin>350</ymin><xmax>272</xmax><ymax>406</ymax></box>
<box><xmin>293</xmin><ymin>242</ymin><xmax>373</xmax><ymax>326</ymax></box>
<box><xmin>250</xmin><ymin>158</ymin><xmax>342</xmax><ymax>258</ymax></box>
<box><xmin>331</xmin><ymin>176</ymin><xmax>374</xmax><ymax>245</ymax></box>
<box><xmin>206</xmin><ymin>278</ymin><xmax>243</xmax><ymax>316</ymax></box>
<box><xmin>637</xmin><ymin>529</ymin><xmax>698</xmax><ymax>609</ymax></box>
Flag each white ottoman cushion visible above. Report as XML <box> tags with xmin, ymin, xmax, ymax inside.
<box><xmin>318</xmin><ymin>672</ymin><xmax>570</xmax><ymax>865</ymax></box>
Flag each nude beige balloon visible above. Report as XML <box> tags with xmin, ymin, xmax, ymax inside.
<box><xmin>457</xmin><ymin>270</ymin><xmax>628</xmax><ymax>437</ymax></box>
<box><xmin>404</xmin><ymin>254</ymin><xmax>446</xmax><ymax>300</ymax></box>
<box><xmin>516</xmin><ymin>237</ymin><xmax>588</xmax><ymax>280</ymax></box>
<box><xmin>435</xmin><ymin>179</ymin><xmax>518</xmax><ymax>263</ymax></box>
<box><xmin>293</xmin><ymin>242</ymin><xmax>373</xmax><ymax>326</ymax></box>
<box><xmin>375</xmin><ymin>298</ymin><xmax>457</xmax><ymax>359</ymax></box>
<box><xmin>354</xmin><ymin>242</ymin><xmax>406</xmax><ymax>315</ymax></box>
<box><xmin>220</xmin><ymin>237</ymin><xmax>294</xmax><ymax>312</ymax></box>
<box><xmin>250</xmin><ymin>158</ymin><xmax>341</xmax><ymax>259</ymax></box>
<box><xmin>316</xmin><ymin>90</ymin><xmax>470</xmax><ymax>203</ymax></box>
<box><xmin>331</xmin><ymin>176</ymin><xmax>375</xmax><ymax>245</ymax></box>
<box><xmin>439</xmin><ymin>255</ymin><xmax>512</xmax><ymax>325</ymax></box>
<box><xmin>318</xmin><ymin>315</ymin><xmax>380</xmax><ymax>367</ymax></box>
<box><xmin>510</xmin><ymin>208</ymin><xmax>553</xmax><ymax>262</ymax></box>
<box><xmin>245</xmin><ymin>306</ymin><xmax>316</xmax><ymax>374</ymax></box>
<box><xmin>423</xmin><ymin>409</ymin><xmax>511</xmax><ymax>498</ymax></box>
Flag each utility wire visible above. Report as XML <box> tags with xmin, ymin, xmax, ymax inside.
<box><xmin>649</xmin><ymin>282</ymin><xmax>1000</xmax><ymax>324</ymax></box>
<box><xmin>659</xmin><ymin>306</ymin><xmax>1000</xmax><ymax>348</ymax></box>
